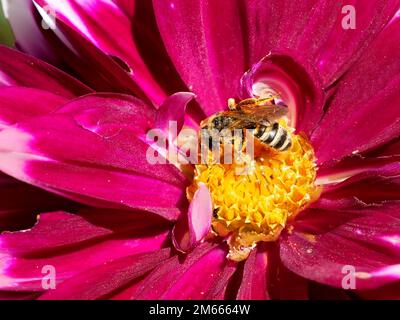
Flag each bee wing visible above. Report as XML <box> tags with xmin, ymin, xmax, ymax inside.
<box><xmin>216</xmin><ymin>110</ymin><xmax>258</xmax><ymax>129</ymax></box>
<box><xmin>240</xmin><ymin>104</ymin><xmax>289</xmax><ymax>122</ymax></box>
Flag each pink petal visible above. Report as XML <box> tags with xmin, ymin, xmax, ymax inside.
<box><xmin>312</xmin><ymin>16</ymin><xmax>400</xmax><ymax>165</ymax></box>
<box><xmin>0</xmin><ymin>45</ymin><xmax>91</xmax><ymax>98</ymax></box>
<box><xmin>315</xmin><ymin>162</ymin><xmax>400</xmax><ymax>211</ymax></box>
<box><xmin>6</xmin><ymin>1</ymin><xmax>151</xmax><ymax>103</ymax></box>
<box><xmin>55</xmin><ymin>92</ymin><xmax>156</xmax><ymax>136</ymax></box>
<box><xmin>155</xmin><ymin>92</ymin><xmax>195</xmax><ymax>135</ymax></box>
<box><xmin>4</xmin><ymin>0</ymin><xmax>62</xmax><ymax>65</ymax></box>
<box><xmin>0</xmin><ymin>173</ymin><xmax>74</xmax><ymax>232</ymax></box>
<box><xmin>369</xmin><ymin>137</ymin><xmax>400</xmax><ymax>158</ymax></box>
<box><xmin>172</xmin><ymin>183</ymin><xmax>212</xmax><ymax>253</ymax></box>
<box><xmin>39</xmin><ymin>249</ymin><xmax>172</xmax><ymax>300</ymax></box>
<box><xmin>291</xmin><ymin>0</ymin><xmax>400</xmax><ymax>86</ymax></box>
<box><xmin>132</xmin><ymin>243</ymin><xmax>237</xmax><ymax>299</ymax></box>
<box><xmin>0</xmin><ymin>291</ymin><xmax>40</xmax><ymax>300</ymax></box>
<box><xmin>243</xmin><ymin>0</ymin><xmax>400</xmax><ymax>87</ymax></box>
<box><xmin>1</xmin><ymin>209</ymin><xmax>168</xmax><ymax>256</ymax></box>
<box><xmin>0</xmin><ymin>87</ymin><xmax>67</xmax><ymax>129</ymax></box>
<box><xmin>153</xmin><ymin>0</ymin><xmax>399</xmax><ymax>117</ymax></box>
<box><xmin>48</xmin><ymin>18</ymin><xmax>151</xmax><ymax>102</ymax></box>
<box><xmin>0</xmin><ymin>210</ymin><xmax>169</xmax><ymax>292</ymax></box>
<box><xmin>0</xmin><ymin>94</ymin><xmax>188</xmax><ymax>220</ymax></box>
<box><xmin>281</xmin><ymin>208</ymin><xmax>400</xmax><ymax>289</ymax></box>
<box><xmin>112</xmin><ymin>0</ymin><xmax>135</xmax><ymax>17</ymax></box>
<box><xmin>153</xmin><ymin>0</ymin><xmax>250</xmax><ymax>116</ymax></box>
<box><xmin>237</xmin><ymin>244</ymin><xmax>270</xmax><ymax>300</ymax></box>
<box><xmin>34</xmin><ymin>0</ymin><xmax>174</xmax><ymax>105</ymax></box>
<box><xmin>264</xmin><ymin>243</ymin><xmax>309</xmax><ymax>300</ymax></box>
<box><xmin>246</xmin><ymin>0</ymin><xmax>400</xmax><ymax>86</ymax></box>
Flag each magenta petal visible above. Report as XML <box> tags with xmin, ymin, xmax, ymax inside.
<box><xmin>0</xmin><ymin>210</ymin><xmax>169</xmax><ymax>292</ymax></box>
<box><xmin>7</xmin><ymin>1</ymin><xmax>151</xmax><ymax>103</ymax></box>
<box><xmin>368</xmin><ymin>137</ymin><xmax>400</xmax><ymax>158</ymax></box>
<box><xmin>315</xmin><ymin>163</ymin><xmax>400</xmax><ymax>211</ymax></box>
<box><xmin>0</xmin><ymin>46</ymin><xmax>91</xmax><ymax>98</ymax></box>
<box><xmin>39</xmin><ymin>249</ymin><xmax>171</xmax><ymax>300</ymax></box>
<box><xmin>155</xmin><ymin>92</ymin><xmax>195</xmax><ymax>134</ymax></box>
<box><xmin>312</xmin><ymin>17</ymin><xmax>400</xmax><ymax>165</ymax></box>
<box><xmin>0</xmin><ymin>173</ymin><xmax>74</xmax><ymax>232</ymax></box>
<box><xmin>358</xmin><ymin>282</ymin><xmax>400</xmax><ymax>300</ymax></box>
<box><xmin>34</xmin><ymin>0</ymin><xmax>169</xmax><ymax>104</ymax></box>
<box><xmin>0</xmin><ymin>87</ymin><xmax>67</xmax><ymax>129</ymax></box>
<box><xmin>292</xmin><ymin>0</ymin><xmax>400</xmax><ymax>86</ymax></box>
<box><xmin>172</xmin><ymin>183</ymin><xmax>212</xmax><ymax>253</ymax></box>
<box><xmin>0</xmin><ymin>94</ymin><xmax>187</xmax><ymax>220</ymax></box>
<box><xmin>132</xmin><ymin>243</ymin><xmax>236</xmax><ymax>299</ymax></box>
<box><xmin>112</xmin><ymin>0</ymin><xmax>135</xmax><ymax>17</ymax></box>
<box><xmin>5</xmin><ymin>0</ymin><xmax>62</xmax><ymax>65</ymax></box>
<box><xmin>55</xmin><ymin>93</ymin><xmax>156</xmax><ymax>137</ymax></box>
<box><xmin>49</xmin><ymin>18</ymin><xmax>152</xmax><ymax>102</ymax></box>
<box><xmin>153</xmin><ymin>0</ymin><xmax>399</xmax><ymax>116</ymax></box>
<box><xmin>242</xmin><ymin>0</ymin><xmax>399</xmax><ymax>87</ymax></box>
<box><xmin>281</xmin><ymin>208</ymin><xmax>400</xmax><ymax>290</ymax></box>
<box><xmin>237</xmin><ymin>244</ymin><xmax>269</xmax><ymax>300</ymax></box>
<box><xmin>240</xmin><ymin>53</ymin><xmax>325</xmax><ymax>135</ymax></box>
<box><xmin>153</xmin><ymin>0</ymin><xmax>250</xmax><ymax>116</ymax></box>
<box><xmin>1</xmin><ymin>209</ymin><xmax>168</xmax><ymax>256</ymax></box>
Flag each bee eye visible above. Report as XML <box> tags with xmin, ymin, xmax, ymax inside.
<box><xmin>212</xmin><ymin>117</ymin><xmax>223</xmax><ymax>130</ymax></box>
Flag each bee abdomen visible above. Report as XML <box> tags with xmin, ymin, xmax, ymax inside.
<box><xmin>255</xmin><ymin>122</ymin><xmax>292</xmax><ymax>151</ymax></box>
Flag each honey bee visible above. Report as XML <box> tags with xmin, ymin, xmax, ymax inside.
<box><xmin>200</xmin><ymin>97</ymin><xmax>292</xmax><ymax>152</ymax></box>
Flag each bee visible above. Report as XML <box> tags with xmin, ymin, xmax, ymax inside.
<box><xmin>200</xmin><ymin>97</ymin><xmax>292</xmax><ymax>152</ymax></box>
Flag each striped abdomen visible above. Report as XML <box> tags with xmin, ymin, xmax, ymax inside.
<box><xmin>253</xmin><ymin>122</ymin><xmax>292</xmax><ymax>151</ymax></box>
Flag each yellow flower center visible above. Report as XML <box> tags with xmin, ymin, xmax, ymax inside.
<box><xmin>187</xmin><ymin>121</ymin><xmax>320</xmax><ymax>261</ymax></box>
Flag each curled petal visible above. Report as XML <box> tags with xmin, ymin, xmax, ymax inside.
<box><xmin>155</xmin><ymin>92</ymin><xmax>195</xmax><ymax>135</ymax></box>
<box><xmin>240</xmin><ymin>52</ymin><xmax>325</xmax><ymax>135</ymax></box>
<box><xmin>172</xmin><ymin>183</ymin><xmax>213</xmax><ymax>253</ymax></box>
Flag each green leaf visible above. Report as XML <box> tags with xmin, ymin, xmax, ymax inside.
<box><xmin>0</xmin><ymin>3</ymin><xmax>14</xmax><ymax>46</ymax></box>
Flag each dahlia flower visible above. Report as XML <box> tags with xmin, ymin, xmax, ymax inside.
<box><xmin>0</xmin><ymin>0</ymin><xmax>399</xmax><ymax>300</ymax></box>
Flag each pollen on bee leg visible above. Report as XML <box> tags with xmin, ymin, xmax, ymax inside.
<box><xmin>227</xmin><ymin>98</ymin><xmax>236</xmax><ymax>110</ymax></box>
<box><xmin>187</xmin><ymin>126</ymin><xmax>321</xmax><ymax>262</ymax></box>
